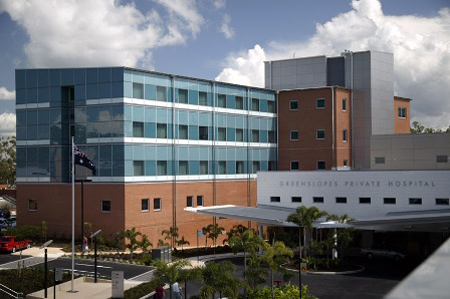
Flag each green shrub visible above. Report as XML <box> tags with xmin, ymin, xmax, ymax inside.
<box><xmin>124</xmin><ymin>277</ymin><xmax>160</xmax><ymax>299</ymax></box>
<box><xmin>5</xmin><ymin>225</ymin><xmax>41</xmax><ymax>242</ymax></box>
<box><xmin>247</xmin><ymin>283</ymin><xmax>316</xmax><ymax>299</ymax></box>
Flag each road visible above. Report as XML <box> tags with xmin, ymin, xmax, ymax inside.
<box><xmin>0</xmin><ymin>251</ymin><xmax>32</xmax><ymax>264</ymax></box>
<box><xmin>31</xmin><ymin>257</ymin><xmax>154</xmax><ymax>280</ymax></box>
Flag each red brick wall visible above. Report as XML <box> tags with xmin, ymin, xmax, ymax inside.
<box><xmin>334</xmin><ymin>88</ymin><xmax>352</xmax><ymax>167</ymax></box>
<box><xmin>394</xmin><ymin>97</ymin><xmax>411</xmax><ymax>134</ymax></box>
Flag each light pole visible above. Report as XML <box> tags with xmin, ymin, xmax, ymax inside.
<box><xmin>90</xmin><ymin>229</ymin><xmax>102</xmax><ymax>283</ymax></box>
<box><xmin>40</xmin><ymin>240</ymin><xmax>53</xmax><ymax>298</ymax></box>
<box><xmin>75</xmin><ymin>179</ymin><xmax>92</xmax><ymax>250</ymax></box>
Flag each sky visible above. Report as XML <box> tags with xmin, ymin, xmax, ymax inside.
<box><xmin>0</xmin><ymin>0</ymin><xmax>449</xmax><ymax>136</ymax></box>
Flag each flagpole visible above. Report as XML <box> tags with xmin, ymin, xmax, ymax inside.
<box><xmin>71</xmin><ymin>137</ymin><xmax>75</xmax><ymax>292</ymax></box>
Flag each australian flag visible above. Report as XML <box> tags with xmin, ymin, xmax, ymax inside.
<box><xmin>74</xmin><ymin>145</ymin><xmax>96</xmax><ymax>175</ymax></box>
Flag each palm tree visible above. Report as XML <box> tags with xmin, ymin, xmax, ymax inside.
<box><xmin>157</xmin><ymin>239</ymin><xmax>169</xmax><ymax>247</ymax></box>
<box><xmin>207</xmin><ymin>223</ymin><xmax>225</xmax><ymax>255</ymax></box>
<box><xmin>223</xmin><ymin>224</ymin><xmax>247</xmax><ymax>245</ymax></box>
<box><xmin>139</xmin><ymin>234</ymin><xmax>153</xmax><ymax>254</ymax></box>
<box><xmin>199</xmin><ymin>260</ymin><xmax>241</xmax><ymax>299</ymax></box>
<box><xmin>162</xmin><ymin>226</ymin><xmax>179</xmax><ymax>250</ymax></box>
<box><xmin>176</xmin><ymin>236</ymin><xmax>190</xmax><ymax>251</ymax></box>
<box><xmin>153</xmin><ymin>258</ymin><xmax>191</xmax><ymax>299</ymax></box>
<box><xmin>287</xmin><ymin>205</ymin><xmax>328</xmax><ymax>259</ymax></box>
<box><xmin>120</xmin><ymin>227</ymin><xmax>142</xmax><ymax>259</ymax></box>
<box><xmin>202</xmin><ymin>225</ymin><xmax>211</xmax><ymax>252</ymax></box>
<box><xmin>326</xmin><ymin>214</ymin><xmax>353</xmax><ymax>261</ymax></box>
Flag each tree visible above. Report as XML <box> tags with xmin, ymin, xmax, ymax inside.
<box><xmin>40</xmin><ymin>221</ymin><xmax>48</xmax><ymax>244</ymax></box>
<box><xmin>0</xmin><ymin>136</ymin><xmax>16</xmax><ymax>187</ymax></box>
<box><xmin>206</xmin><ymin>223</ymin><xmax>225</xmax><ymax>255</ymax></box>
<box><xmin>325</xmin><ymin>214</ymin><xmax>354</xmax><ymax>261</ymax></box>
<box><xmin>162</xmin><ymin>226</ymin><xmax>179</xmax><ymax>250</ymax></box>
<box><xmin>153</xmin><ymin>258</ymin><xmax>191</xmax><ymax>299</ymax></box>
<box><xmin>139</xmin><ymin>234</ymin><xmax>153</xmax><ymax>254</ymax></box>
<box><xmin>176</xmin><ymin>236</ymin><xmax>190</xmax><ymax>251</ymax></box>
<box><xmin>120</xmin><ymin>227</ymin><xmax>142</xmax><ymax>259</ymax></box>
<box><xmin>202</xmin><ymin>225</ymin><xmax>211</xmax><ymax>252</ymax></box>
<box><xmin>157</xmin><ymin>238</ymin><xmax>169</xmax><ymax>247</ymax></box>
<box><xmin>223</xmin><ymin>224</ymin><xmax>247</xmax><ymax>245</ymax></box>
<box><xmin>286</xmin><ymin>205</ymin><xmax>328</xmax><ymax>259</ymax></box>
<box><xmin>199</xmin><ymin>260</ymin><xmax>241</xmax><ymax>299</ymax></box>
<box><xmin>410</xmin><ymin>121</ymin><xmax>425</xmax><ymax>133</ymax></box>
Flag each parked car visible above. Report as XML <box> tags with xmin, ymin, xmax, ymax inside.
<box><xmin>0</xmin><ymin>236</ymin><xmax>32</xmax><ymax>253</ymax></box>
<box><xmin>0</xmin><ymin>219</ymin><xmax>9</xmax><ymax>231</ymax></box>
<box><xmin>362</xmin><ymin>245</ymin><xmax>406</xmax><ymax>261</ymax></box>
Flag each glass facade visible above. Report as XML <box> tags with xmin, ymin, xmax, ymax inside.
<box><xmin>16</xmin><ymin>67</ymin><xmax>277</xmax><ymax>183</ymax></box>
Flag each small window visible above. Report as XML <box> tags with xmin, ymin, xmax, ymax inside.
<box><xmin>398</xmin><ymin>107</ymin><xmax>407</xmax><ymax>118</ymax></box>
<box><xmin>316</xmin><ymin>98</ymin><xmax>325</xmax><ymax>109</ymax></box>
<box><xmin>28</xmin><ymin>199</ymin><xmax>37</xmax><ymax>211</ymax></box>
<box><xmin>133</xmin><ymin>122</ymin><xmax>144</xmax><ymax>137</ymax></box>
<box><xmin>336</xmin><ymin>197</ymin><xmax>347</xmax><ymax>204</ymax></box>
<box><xmin>313</xmin><ymin>197</ymin><xmax>324</xmax><ymax>203</ymax></box>
<box><xmin>133</xmin><ymin>161</ymin><xmax>144</xmax><ymax>176</ymax></box>
<box><xmin>290</xmin><ymin>161</ymin><xmax>299</xmax><ymax>171</ymax></box>
<box><xmin>133</xmin><ymin>83</ymin><xmax>144</xmax><ymax>99</ymax></box>
<box><xmin>236</xmin><ymin>129</ymin><xmax>244</xmax><ymax>142</ymax></box>
<box><xmin>199</xmin><ymin>91</ymin><xmax>208</xmax><ymax>106</ymax></box>
<box><xmin>290</xmin><ymin>130</ymin><xmax>299</xmax><ymax>141</ymax></box>
<box><xmin>200</xmin><ymin>161</ymin><xmax>208</xmax><ymax>175</ymax></box>
<box><xmin>218</xmin><ymin>94</ymin><xmax>226</xmax><ymax>108</ymax></box>
<box><xmin>178</xmin><ymin>89</ymin><xmax>188</xmax><ymax>104</ymax></box>
<box><xmin>375</xmin><ymin>157</ymin><xmax>385</xmax><ymax>164</ymax></box>
<box><xmin>179</xmin><ymin>161</ymin><xmax>189</xmax><ymax>175</ymax></box>
<box><xmin>157</xmin><ymin>161</ymin><xmax>168</xmax><ymax>175</ymax></box>
<box><xmin>437</xmin><ymin>155</ymin><xmax>448</xmax><ymax>163</ymax></box>
<box><xmin>317</xmin><ymin>161</ymin><xmax>326</xmax><ymax>170</ymax></box>
<box><xmin>252</xmin><ymin>130</ymin><xmax>260</xmax><ymax>142</ymax></box>
<box><xmin>252</xmin><ymin>161</ymin><xmax>260</xmax><ymax>174</ymax></box>
<box><xmin>199</xmin><ymin>126</ymin><xmax>208</xmax><ymax>140</ymax></box>
<box><xmin>154</xmin><ymin>198</ymin><xmax>161</xmax><ymax>210</ymax></box>
<box><xmin>267</xmin><ymin>101</ymin><xmax>275</xmax><ymax>113</ymax></box>
<box><xmin>342</xmin><ymin>98</ymin><xmax>347</xmax><ymax>111</ymax></box>
<box><xmin>268</xmin><ymin>161</ymin><xmax>277</xmax><ymax>171</ymax></box>
<box><xmin>343</xmin><ymin>129</ymin><xmax>348</xmax><ymax>142</ymax></box>
<box><xmin>384</xmin><ymin>198</ymin><xmax>396</xmax><ymax>204</ymax></box>
<box><xmin>197</xmin><ymin>196</ymin><xmax>203</xmax><ymax>207</ymax></box>
<box><xmin>289</xmin><ymin>100</ymin><xmax>298</xmax><ymax>111</ymax></box>
<box><xmin>251</xmin><ymin>98</ymin><xmax>259</xmax><ymax>111</ymax></box>
<box><xmin>187</xmin><ymin>196</ymin><xmax>193</xmax><ymax>207</ymax></box>
<box><xmin>235</xmin><ymin>96</ymin><xmax>244</xmax><ymax>109</ymax></box>
<box><xmin>179</xmin><ymin>125</ymin><xmax>188</xmax><ymax>139</ymax></box>
<box><xmin>236</xmin><ymin>161</ymin><xmax>244</xmax><ymax>174</ymax></box>
<box><xmin>409</xmin><ymin>198</ymin><xmax>422</xmax><ymax>205</ymax></box>
<box><xmin>156</xmin><ymin>86</ymin><xmax>167</xmax><ymax>101</ymax></box>
<box><xmin>268</xmin><ymin>131</ymin><xmax>276</xmax><ymax>143</ymax></box>
<box><xmin>270</xmin><ymin>196</ymin><xmax>281</xmax><ymax>203</ymax></box>
<box><xmin>436</xmin><ymin>198</ymin><xmax>449</xmax><ymax>205</ymax></box>
<box><xmin>292</xmin><ymin>197</ymin><xmax>302</xmax><ymax>203</ymax></box>
<box><xmin>102</xmin><ymin>200</ymin><xmax>111</xmax><ymax>213</ymax></box>
<box><xmin>343</xmin><ymin>160</ymin><xmax>348</xmax><ymax>166</ymax></box>
<box><xmin>218</xmin><ymin>127</ymin><xmax>227</xmax><ymax>141</ymax></box>
<box><xmin>141</xmin><ymin>199</ymin><xmax>149</xmax><ymax>211</ymax></box>
<box><xmin>157</xmin><ymin>124</ymin><xmax>167</xmax><ymax>138</ymax></box>
<box><xmin>359</xmin><ymin>197</ymin><xmax>371</xmax><ymax>204</ymax></box>
<box><xmin>218</xmin><ymin>161</ymin><xmax>227</xmax><ymax>174</ymax></box>
<box><xmin>316</xmin><ymin>129</ymin><xmax>325</xmax><ymax>140</ymax></box>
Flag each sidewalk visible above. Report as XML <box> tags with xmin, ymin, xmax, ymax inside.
<box><xmin>13</xmin><ymin>246</ymin><xmax>65</xmax><ymax>259</ymax></box>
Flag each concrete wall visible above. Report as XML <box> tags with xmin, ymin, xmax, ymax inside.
<box><xmin>257</xmin><ymin>170</ymin><xmax>450</xmax><ymax>220</ymax></box>
<box><xmin>371</xmin><ymin>133</ymin><xmax>450</xmax><ymax>170</ymax></box>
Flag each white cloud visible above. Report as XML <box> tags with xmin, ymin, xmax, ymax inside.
<box><xmin>220</xmin><ymin>14</ymin><xmax>234</xmax><ymax>39</ymax></box>
<box><xmin>0</xmin><ymin>0</ymin><xmax>204</xmax><ymax>68</ymax></box>
<box><xmin>0</xmin><ymin>113</ymin><xmax>15</xmax><ymax>137</ymax></box>
<box><xmin>0</xmin><ymin>88</ymin><xmax>15</xmax><ymax>101</ymax></box>
<box><xmin>216</xmin><ymin>0</ymin><xmax>450</xmax><ymax>128</ymax></box>
<box><xmin>212</xmin><ymin>0</ymin><xmax>226</xmax><ymax>9</ymax></box>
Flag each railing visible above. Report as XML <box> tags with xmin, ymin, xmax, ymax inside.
<box><xmin>0</xmin><ymin>284</ymin><xmax>23</xmax><ymax>299</ymax></box>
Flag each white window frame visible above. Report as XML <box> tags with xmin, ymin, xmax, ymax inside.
<box><xmin>342</xmin><ymin>98</ymin><xmax>347</xmax><ymax>111</ymax></box>
<box><xmin>316</xmin><ymin>98</ymin><xmax>325</xmax><ymax>109</ymax></box>
<box><xmin>153</xmin><ymin>198</ymin><xmax>162</xmax><ymax>211</ymax></box>
<box><xmin>290</xmin><ymin>130</ymin><xmax>299</xmax><ymax>141</ymax></box>
<box><xmin>343</xmin><ymin>129</ymin><xmax>348</xmax><ymax>142</ymax></box>
<box><xmin>398</xmin><ymin>107</ymin><xmax>407</xmax><ymax>118</ymax></box>
<box><xmin>141</xmin><ymin>198</ymin><xmax>149</xmax><ymax>212</ymax></box>
<box><xmin>197</xmin><ymin>195</ymin><xmax>204</xmax><ymax>207</ymax></box>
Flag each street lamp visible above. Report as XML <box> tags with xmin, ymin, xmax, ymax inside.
<box><xmin>90</xmin><ymin>229</ymin><xmax>102</xmax><ymax>283</ymax></box>
<box><xmin>40</xmin><ymin>240</ymin><xmax>53</xmax><ymax>298</ymax></box>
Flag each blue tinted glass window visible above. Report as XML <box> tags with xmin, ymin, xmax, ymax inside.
<box><xmin>38</xmin><ymin>69</ymin><xmax>49</xmax><ymax>87</ymax></box>
<box><xmin>74</xmin><ymin>69</ymin><xmax>86</xmax><ymax>85</ymax></box>
<box><xmin>16</xmin><ymin>89</ymin><xmax>26</xmax><ymax>105</ymax></box>
<box><xmin>38</xmin><ymin>110</ymin><xmax>49</xmax><ymax>124</ymax></box>
<box><xmin>27</xmin><ymin>110</ymin><xmax>38</xmax><ymax>125</ymax></box>
<box><xmin>87</xmin><ymin>83</ymin><xmax>98</xmax><ymax>99</ymax></box>
<box><xmin>87</xmin><ymin>69</ymin><xmax>98</xmax><ymax>83</ymax></box>
<box><xmin>98</xmin><ymin>82</ymin><xmax>111</xmax><ymax>98</ymax></box>
<box><xmin>27</xmin><ymin>88</ymin><xmax>38</xmax><ymax>103</ymax></box>
<box><xmin>111</xmin><ymin>105</ymin><xmax>124</xmax><ymax>121</ymax></box>
<box><xmin>87</xmin><ymin>107</ymin><xmax>99</xmax><ymax>122</ymax></box>
<box><xmin>49</xmin><ymin>70</ymin><xmax>60</xmax><ymax>86</ymax></box>
<box><xmin>60</xmin><ymin>69</ymin><xmax>74</xmax><ymax>86</ymax></box>
<box><xmin>145</xmin><ymin>84</ymin><xmax>156</xmax><ymax>100</ymax></box>
<box><xmin>26</xmin><ymin>70</ymin><xmax>38</xmax><ymax>88</ymax></box>
<box><xmin>38</xmin><ymin>87</ymin><xmax>50</xmax><ymax>102</ymax></box>
<box><xmin>98</xmin><ymin>68</ymin><xmax>111</xmax><ymax>82</ymax></box>
<box><xmin>75</xmin><ymin>85</ymin><xmax>86</xmax><ymax>100</ymax></box>
<box><xmin>124</xmin><ymin>82</ymin><xmax>132</xmax><ymax>98</ymax></box>
<box><xmin>16</xmin><ymin>70</ymin><xmax>26</xmax><ymax>89</ymax></box>
<box><xmin>188</xmin><ymin>90</ymin><xmax>198</xmax><ymax>105</ymax></box>
<box><xmin>38</xmin><ymin>125</ymin><xmax>49</xmax><ymax>139</ymax></box>
<box><xmin>111</xmin><ymin>82</ymin><xmax>124</xmax><ymax>98</ymax></box>
<box><xmin>112</xmin><ymin>68</ymin><xmax>123</xmax><ymax>81</ymax></box>
<box><xmin>27</xmin><ymin>125</ymin><xmax>37</xmax><ymax>140</ymax></box>
<box><xmin>16</xmin><ymin>111</ymin><xmax>26</xmax><ymax>126</ymax></box>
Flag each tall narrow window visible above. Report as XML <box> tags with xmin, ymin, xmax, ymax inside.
<box><xmin>133</xmin><ymin>122</ymin><xmax>144</xmax><ymax>137</ymax></box>
<box><xmin>157</xmin><ymin>161</ymin><xmax>168</xmax><ymax>175</ymax></box>
<box><xmin>197</xmin><ymin>196</ymin><xmax>204</xmax><ymax>206</ymax></box>
<box><xmin>218</xmin><ymin>161</ymin><xmax>227</xmax><ymax>174</ymax></box>
<box><xmin>101</xmin><ymin>200</ymin><xmax>111</xmax><ymax>212</ymax></box>
<box><xmin>267</xmin><ymin>101</ymin><xmax>275</xmax><ymax>113</ymax></box>
<box><xmin>235</xmin><ymin>96</ymin><xmax>244</xmax><ymax>109</ymax></box>
<box><xmin>133</xmin><ymin>161</ymin><xmax>144</xmax><ymax>176</ymax></box>
<box><xmin>154</xmin><ymin>198</ymin><xmax>161</xmax><ymax>210</ymax></box>
<box><xmin>218</xmin><ymin>127</ymin><xmax>227</xmax><ymax>141</ymax></box>
<box><xmin>179</xmin><ymin>161</ymin><xmax>189</xmax><ymax>175</ymax></box>
<box><xmin>252</xmin><ymin>130</ymin><xmax>259</xmax><ymax>142</ymax></box>
<box><xmin>268</xmin><ymin>131</ymin><xmax>276</xmax><ymax>143</ymax></box>
<box><xmin>398</xmin><ymin>107</ymin><xmax>407</xmax><ymax>118</ymax></box>
<box><xmin>252</xmin><ymin>161</ymin><xmax>260</xmax><ymax>173</ymax></box>
<box><xmin>236</xmin><ymin>161</ymin><xmax>244</xmax><ymax>174</ymax></box>
<box><xmin>28</xmin><ymin>199</ymin><xmax>37</xmax><ymax>211</ymax></box>
<box><xmin>179</xmin><ymin>125</ymin><xmax>188</xmax><ymax>139</ymax></box>
<box><xmin>178</xmin><ymin>89</ymin><xmax>188</xmax><ymax>104</ymax></box>
<box><xmin>343</xmin><ymin>129</ymin><xmax>348</xmax><ymax>142</ymax></box>
<box><xmin>199</xmin><ymin>126</ymin><xmax>208</xmax><ymax>140</ymax></box>
<box><xmin>342</xmin><ymin>98</ymin><xmax>347</xmax><ymax>111</ymax></box>
<box><xmin>156</xmin><ymin>86</ymin><xmax>166</xmax><ymax>101</ymax></box>
<box><xmin>141</xmin><ymin>199</ymin><xmax>149</xmax><ymax>211</ymax></box>
<box><xmin>200</xmin><ymin>161</ymin><xmax>208</xmax><ymax>175</ymax></box>
<box><xmin>157</xmin><ymin>124</ymin><xmax>167</xmax><ymax>138</ymax></box>
<box><xmin>133</xmin><ymin>83</ymin><xmax>144</xmax><ymax>99</ymax></box>
<box><xmin>187</xmin><ymin>196</ymin><xmax>193</xmax><ymax>207</ymax></box>
<box><xmin>235</xmin><ymin>129</ymin><xmax>244</xmax><ymax>142</ymax></box>
<box><xmin>218</xmin><ymin>94</ymin><xmax>226</xmax><ymax>108</ymax></box>
<box><xmin>199</xmin><ymin>91</ymin><xmax>208</xmax><ymax>106</ymax></box>
<box><xmin>251</xmin><ymin>98</ymin><xmax>259</xmax><ymax>111</ymax></box>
